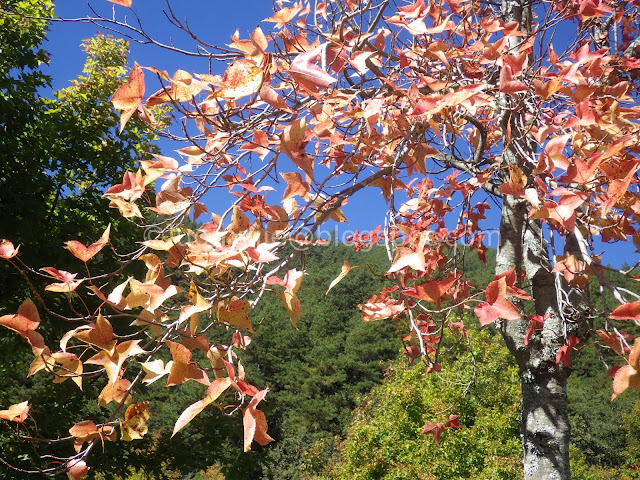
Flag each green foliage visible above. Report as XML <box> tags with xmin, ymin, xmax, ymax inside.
<box><xmin>93</xmin><ymin>464</ymin><xmax>182</xmax><ymax>480</ymax></box>
<box><xmin>318</xmin><ymin>254</ymin><xmax>640</xmax><ymax>480</ymax></box>
<box><xmin>0</xmin><ymin>14</ymin><xmax>165</xmax><ymax>322</ymax></box>
<box><xmin>568</xmin><ymin>343</ymin><xmax>634</xmax><ymax>467</ymax></box>
<box><xmin>0</xmin><ymin>32</ymin><xmax>163</xmax><ymax>274</ymax></box>
<box><xmin>138</xmin><ymin>244</ymin><xmax>398</xmax><ymax>480</ymax></box>
<box><xmin>565</xmin><ymin>349</ymin><xmax>640</xmax><ymax>480</ymax></box>
<box><xmin>192</xmin><ymin>464</ymin><xmax>226</xmax><ymax>480</ymax></box>
<box><xmin>569</xmin><ymin>445</ymin><xmax>637</xmax><ymax>480</ymax></box>
<box><xmin>0</xmin><ymin>0</ymin><xmax>52</xmax><ymax>105</ymax></box>
<box><xmin>329</xmin><ymin>329</ymin><xmax>523</xmax><ymax>480</ymax></box>
<box><xmin>564</xmin><ymin>266</ymin><xmax>640</xmax><ymax>476</ymax></box>
<box><xmin>244</xmin><ymin>245</ymin><xmax>400</xmax><ymax>479</ymax></box>
<box><xmin>0</xmin><ymin>7</ymin><xmax>166</xmax><ymax>478</ymax></box>
<box><xmin>455</xmin><ymin>245</ymin><xmax>497</xmax><ymax>288</ymax></box>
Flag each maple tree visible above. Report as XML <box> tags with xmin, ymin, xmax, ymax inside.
<box><xmin>3</xmin><ymin>0</ymin><xmax>640</xmax><ymax>478</ymax></box>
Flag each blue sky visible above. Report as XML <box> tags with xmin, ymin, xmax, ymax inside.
<box><xmin>48</xmin><ymin>1</ymin><xmax>273</xmax><ymax>90</ymax></box>
<box><xmin>43</xmin><ymin>1</ymin><xmax>637</xmax><ymax>267</ymax></box>
<box><xmin>46</xmin><ymin>0</ymin><xmax>391</xmax><ymax>243</ymax></box>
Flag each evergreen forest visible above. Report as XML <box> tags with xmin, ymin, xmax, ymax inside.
<box><xmin>3</xmin><ymin>240</ymin><xmax>640</xmax><ymax>479</ymax></box>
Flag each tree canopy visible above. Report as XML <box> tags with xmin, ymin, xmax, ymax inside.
<box><xmin>2</xmin><ymin>0</ymin><xmax>640</xmax><ymax>479</ymax></box>
<box><xmin>332</xmin><ymin>329</ymin><xmax>523</xmax><ymax>480</ymax></box>
<box><xmin>0</xmin><ymin>2</ymin><xmax>166</xmax><ymax>478</ymax></box>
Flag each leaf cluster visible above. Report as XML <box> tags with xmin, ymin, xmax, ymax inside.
<box><xmin>0</xmin><ymin>6</ymin><xmax>166</xmax><ymax>478</ymax></box>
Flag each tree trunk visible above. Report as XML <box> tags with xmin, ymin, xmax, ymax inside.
<box><xmin>520</xmin><ymin>363</ymin><xmax>571</xmax><ymax>479</ymax></box>
<box><xmin>496</xmin><ymin>0</ymin><xmax>574</xmax><ymax>476</ymax></box>
<box><xmin>496</xmin><ymin>196</ymin><xmax>572</xmax><ymax>479</ymax></box>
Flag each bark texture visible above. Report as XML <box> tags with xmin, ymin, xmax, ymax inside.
<box><xmin>496</xmin><ymin>197</ymin><xmax>573</xmax><ymax>480</ymax></box>
<box><xmin>499</xmin><ymin>207</ymin><xmax>573</xmax><ymax>480</ymax></box>
<box><xmin>497</xmin><ymin>0</ymin><xmax>574</xmax><ymax>477</ymax></box>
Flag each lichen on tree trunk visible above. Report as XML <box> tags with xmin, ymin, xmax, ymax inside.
<box><xmin>520</xmin><ymin>366</ymin><xmax>571</xmax><ymax>479</ymax></box>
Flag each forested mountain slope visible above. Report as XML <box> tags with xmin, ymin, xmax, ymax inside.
<box><xmin>3</xmin><ymin>241</ymin><xmax>639</xmax><ymax>480</ymax></box>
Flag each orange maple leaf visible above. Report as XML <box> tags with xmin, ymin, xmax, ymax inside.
<box><xmin>86</xmin><ymin>340</ymin><xmax>145</xmax><ymax>385</ymax></box>
<box><xmin>213</xmin><ymin>60</ymin><xmax>264</xmax><ymax>100</ymax></box>
<box><xmin>403</xmin><ymin>272</ymin><xmax>461</xmax><ymax>308</ymax></box>
<box><xmin>264</xmin><ymin>3</ymin><xmax>304</xmax><ymax>28</ymax></box>
<box><xmin>166</xmin><ymin>341</ymin><xmax>210</xmax><ymax>387</ymax></box>
<box><xmin>243</xmin><ymin>389</ymin><xmax>274</xmax><ymax>452</ymax></box>
<box><xmin>358</xmin><ymin>298</ymin><xmax>406</xmax><ymax>321</ymax></box>
<box><xmin>280</xmin><ymin>118</ymin><xmax>314</xmax><ymax>178</ymax></box>
<box><xmin>111</xmin><ymin>63</ymin><xmax>144</xmax><ymax>132</ymax></box>
<box><xmin>172</xmin><ymin>377</ymin><xmax>232</xmax><ymax>437</ymax></box>
<box><xmin>120</xmin><ymin>402</ymin><xmax>150</xmax><ymax>441</ymax></box>
<box><xmin>611</xmin><ymin>338</ymin><xmax>640</xmax><ymax>400</ymax></box>
<box><xmin>610</xmin><ymin>301</ymin><xmax>640</xmax><ymax>321</ymax></box>
<box><xmin>0</xmin><ymin>401</ymin><xmax>30</xmax><ymax>423</ymax></box>
<box><xmin>66</xmin><ymin>458</ymin><xmax>90</xmax><ymax>480</ymax></box>
<box><xmin>266</xmin><ymin>269</ymin><xmax>304</xmax><ymax>327</ymax></box>
<box><xmin>0</xmin><ymin>298</ymin><xmax>40</xmax><ymax>338</ymax></box>
<box><xmin>474</xmin><ymin>269</ymin><xmax>531</xmax><ymax>325</ymax></box>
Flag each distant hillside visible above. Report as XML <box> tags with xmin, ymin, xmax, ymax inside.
<box><xmin>5</xmin><ymin>241</ymin><xmax>637</xmax><ymax>480</ymax></box>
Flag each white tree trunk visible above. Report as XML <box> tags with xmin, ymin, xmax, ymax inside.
<box><xmin>496</xmin><ymin>196</ymin><xmax>572</xmax><ymax>479</ymax></box>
